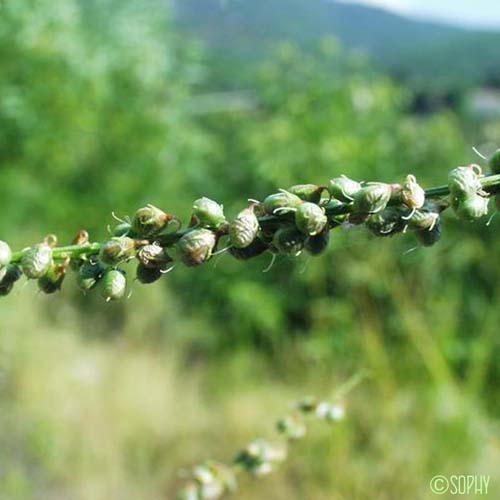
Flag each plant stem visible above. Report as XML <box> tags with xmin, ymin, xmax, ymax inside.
<box><xmin>9</xmin><ymin>173</ymin><xmax>500</xmax><ymax>266</ymax></box>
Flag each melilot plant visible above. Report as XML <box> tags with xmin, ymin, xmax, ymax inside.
<box><xmin>1</xmin><ymin>150</ymin><xmax>500</xmax><ymax>299</ymax></box>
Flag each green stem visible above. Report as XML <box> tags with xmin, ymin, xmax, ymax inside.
<box><xmin>9</xmin><ymin>174</ymin><xmax>500</xmax><ymax>266</ymax></box>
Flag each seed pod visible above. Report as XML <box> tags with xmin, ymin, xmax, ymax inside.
<box><xmin>136</xmin><ymin>262</ymin><xmax>163</xmax><ymax>284</ymax></box>
<box><xmin>416</xmin><ymin>218</ymin><xmax>442</xmax><ymax>247</ymax></box>
<box><xmin>38</xmin><ymin>263</ymin><xmax>67</xmax><ymax>294</ymax></box>
<box><xmin>489</xmin><ymin>149</ymin><xmax>500</xmax><ymax>174</ymax></box>
<box><xmin>99</xmin><ymin>237</ymin><xmax>136</xmax><ymax>265</ymax></box>
<box><xmin>305</xmin><ymin>227</ymin><xmax>330</xmax><ymax>256</ymax></box>
<box><xmin>328</xmin><ymin>175</ymin><xmax>362</xmax><ymax>203</ymax></box>
<box><xmin>132</xmin><ymin>204</ymin><xmax>173</xmax><ymax>237</ymax></box>
<box><xmin>101</xmin><ymin>268</ymin><xmax>127</xmax><ymax>301</ymax></box>
<box><xmin>454</xmin><ymin>193</ymin><xmax>489</xmax><ymax>222</ymax></box>
<box><xmin>21</xmin><ymin>243</ymin><xmax>53</xmax><ymax>279</ymax></box>
<box><xmin>408</xmin><ymin>207</ymin><xmax>439</xmax><ymax>231</ymax></box>
<box><xmin>0</xmin><ymin>241</ymin><xmax>12</xmax><ymax>268</ymax></box>
<box><xmin>235</xmin><ymin>440</ymin><xmax>287</xmax><ymax>476</ymax></box>
<box><xmin>191</xmin><ymin>197</ymin><xmax>226</xmax><ymax>229</ymax></box>
<box><xmin>263</xmin><ymin>190</ymin><xmax>303</xmax><ymax>215</ymax></box>
<box><xmin>365</xmin><ymin>206</ymin><xmax>407</xmax><ymax>237</ymax></box>
<box><xmin>295</xmin><ymin>202</ymin><xmax>327</xmax><ymax>236</ymax></box>
<box><xmin>288</xmin><ymin>184</ymin><xmax>324</xmax><ymax>203</ymax></box>
<box><xmin>136</xmin><ymin>244</ymin><xmax>172</xmax><ymax>269</ymax></box>
<box><xmin>228</xmin><ymin>238</ymin><xmax>268</xmax><ymax>260</ymax></box>
<box><xmin>400</xmin><ymin>174</ymin><xmax>425</xmax><ymax>210</ymax></box>
<box><xmin>177</xmin><ymin>229</ymin><xmax>216</xmax><ymax>267</ymax></box>
<box><xmin>352</xmin><ymin>182</ymin><xmax>393</xmax><ymax>215</ymax></box>
<box><xmin>229</xmin><ymin>205</ymin><xmax>259</xmax><ymax>248</ymax></box>
<box><xmin>272</xmin><ymin>227</ymin><xmax>306</xmax><ymax>255</ymax></box>
<box><xmin>448</xmin><ymin>165</ymin><xmax>482</xmax><ymax>199</ymax></box>
<box><xmin>77</xmin><ymin>261</ymin><xmax>105</xmax><ymax>292</ymax></box>
<box><xmin>113</xmin><ymin>222</ymin><xmax>132</xmax><ymax>237</ymax></box>
<box><xmin>0</xmin><ymin>264</ymin><xmax>22</xmax><ymax>297</ymax></box>
<box><xmin>276</xmin><ymin>414</ymin><xmax>307</xmax><ymax>440</ymax></box>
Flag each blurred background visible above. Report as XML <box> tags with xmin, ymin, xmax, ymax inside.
<box><xmin>1</xmin><ymin>0</ymin><xmax>500</xmax><ymax>498</ymax></box>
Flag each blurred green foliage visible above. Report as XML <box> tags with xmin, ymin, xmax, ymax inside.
<box><xmin>0</xmin><ymin>1</ymin><xmax>499</xmax><ymax>499</ymax></box>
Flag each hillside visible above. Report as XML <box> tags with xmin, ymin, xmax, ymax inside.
<box><xmin>174</xmin><ymin>0</ymin><xmax>500</xmax><ymax>91</ymax></box>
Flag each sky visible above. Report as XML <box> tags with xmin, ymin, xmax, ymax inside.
<box><xmin>339</xmin><ymin>0</ymin><xmax>500</xmax><ymax>28</ymax></box>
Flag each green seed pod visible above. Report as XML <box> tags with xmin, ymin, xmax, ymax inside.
<box><xmin>328</xmin><ymin>175</ymin><xmax>362</xmax><ymax>203</ymax></box>
<box><xmin>177</xmin><ymin>229</ymin><xmax>216</xmax><ymax>267</ymax></box>
<box><xmin>191</xmin><ymin>197</ymin><xmax>226</xmax><ymax>229</ymax></box>
<box><xmin>132</xmin><ymin>204</ymin><xmax>172</xmax><ymax>237</ymax></box>
<box><xmin>400</xmin><ymin>174</ymin><xmax>425</xmax><ymax>210</ymax></box>
<box><xmin>77</xmin><ymin>261</ymin><xmax>105</xmax><ymax>292</ymax></box>
<box><xmin>448</xmin><ymin>165</ymin><xmax>482</xmax><ymax>199</ymax></box>
<box><xmin>235</xmin><ymin>440</ymin><xmax>287</xmax><ymax>476</ymax></box>
<box><xmin>101</xmin><ymin>268</ymin><xmax>127</xmax><ymax>301</ymax></box>
<box><xmin>454</xmin><ymin>193</ymin><xmax>490</xmax><ymax>222</ymax></box>
<box><xmin>136</xmin><ymin>262</ymin><xmax>163</xmax><ymax>284</ymax></box>
<box><xmin>99</xmin><ymin>237</ymin><xmax>136</xmax><ymax>265</ymax></box>
<box><xmin>38</xmin><ymin>263</ymin><xmax>66</xmax><ymax>294</ymax></box>
<box><xmin>136</xmin><ymin>244</ymin><xmax>172</xmax><ymax>269</ymax></box>
<box><xmin>288</xmin><ymin>184</ymin><xmax>324</xmax><ymax>203</ymax></box>
<box><xmin>305</xmin><ymin>228</ymin><xmax>330</xmax><ymax>256</ymax></box>
<box><xmin>295</xmin><ymin>202</ymin><xmax>327</xmax><ymax>236</ymax></box>
<box><xmin>416</xmin><ymin>218</ymin><xmax>442</xmax><ymax>247</ymax></box>
<box><xmin>365</xmin><ymin>206</ymin><xmax>407</xmax><ymax>237</ymax></box>
<box><xmin>113</xmin><ymin>222</ymin><xmax>132</xmax><ymax>237</ymax></box>
<box><xmin>263</xmin><ymin>190</ymin><xmax>303</xmax><ymax>215</ymax></box>
<box><xmin>228</xmin><ymin>238</ymin><xmax>268</xmax><ymax>260</ymax></box>
<box><xmin>272</xmin><ymin>227</ymin><xmax>306</xmax><ymax>255</ymax></box>
<box><xmin>21</xmin><ymin>243</ymin><xmax>53</xmax><ymax>279</ymax></box>
<box><xmin>408</xmin><ymin>207</ymin><xmax>439</xmax><ymax>231</ymax></box>
<box><xmin>0</xmin><ymin>241</ymin><xmax>12</xmax><ymax>268</ymax></box>
<box><xmin>229</xmin><ymin>205</ymin><xmax>259</xmax><ymax>248</ymax></box>
<box><xmin>489</xmin><ymin>149</ymin><xmax>500</xmax><ymax>174</ymax></box>
<box><xmin>276</xmin><ymin>414</ymin><xmax>307</xmax><ymax>440</ymax></box>
<box><xmin>0</xmin><ymin>264</ymin><xmax>22</xmax><ymax>297</ymax></box>
<box><xmin>352</xmin><ymin>182</ymin><xmax>392</xmax><ymax>215</ymax></box>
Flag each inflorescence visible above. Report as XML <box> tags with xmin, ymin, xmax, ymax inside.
<box><xmin>1</xmin><ymin>150</ymin><xmax>500</xmax><ymax>299</ymax></box>
<box><xmin>176</xmin><ymin>373</ymin><xmax>365</xmax><ymax>500</ymax></box>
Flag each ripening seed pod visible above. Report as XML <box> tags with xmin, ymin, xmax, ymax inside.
<box><xmin>21</xmin><ymin>243</ymin><xmax>53</xmax><ymax>279</ymax></box>
<box><xmin>228</xmin><ymin>238</ymin><xmax>268</xmax><ymax>260</ymax></box>
<box><xmin>191</xmin><ymin>197</ymin><xmax>226</xmax><ymax>229</ymax></box>
<box><xmin>229</xmin><ymin>205</ymin><xmax>259</xmax><ymax>248</ymax></box>
<box><xmin>177</xmin><ymin>229</ymin><xmax>216</xmax><ymax>267</ymax></box>
<box><xmin>400</xmin><ymin>174</ymin><xmax>425</xmax><ymax>210</ymax></box>
<box><xmin>454</xmin><ymin>193</ymin><xmax>490</xmax><ymax>222</ymax></box>
<box><xmin>0</xmin><ymin>265</ymin><xmax>22</xmax><ymax>297</ymax></box>
<box><xmin>305</xmin><ymin>228</ymin><xmax>330</xmax><ymax>256</ymax></box>
<box><xmin>352</xmin><ymin>182</ymin><xmax>393</xmax><ymax>215</ymax></box>
<box><xmin>38</xmin><ymin>263</ymin><xmax>67</xmax><ymax>294</ymax></box>
<box><xmin>272</xmin><ymin>227</ymin><xmax>306</xmax><ymax>255</ymax></box>
<box><xmin>136</xmin><ymin>244</ymin><xmax>172</xmax><ymax>269</ymax></box>
<box><xmin>365</xmin><ymin>206</ymin><xmax>407</xmax><ymax>237</ymax></box>
<box><xmin>101</xmin><ymin>268</ymin><xmax>127</xmax><ymax>301</ymax></box>
<box><xmin>113</xmin><ymin>222</ymin><xmax>132</xmax><ymax>237</ymax></box>
<box><xmin>0</xmin><ymin>241</ymin><xmax>12</xmax><ymax>268</ymax></box>
<box><xmin>328</xmin><ymin>175</ymin><xmax>362</xmax><ymax>203</ymax></box>
<box><xmin>448</xmin><ymin>165</ymin><xmax>482</xmax><ymax>199</ymax></box>
<box><xmin>77</xmin><ymin>261</ymin><xmax>105</xmax><ymax>292</ymax></box>
<box><xmin>295</xmin><ymin>202</ymin><xmax>327</xmax><ymax>236</ymax></box>
<box><xmin>276</xmin><ymin>414</ymin><xmax>307</xmax><ymax>440</ymax></box>
<box><xmin>408</xmin><ymin>208</ymin><xmax>439</xmax><ymax>231</ymax></box>
<box><xmin>263</xmin><ymin>190</ymin><xmax>303</xmax><ymax>215</ymax></box>
<box><xmin>416</xmin><ymin>218</ymin><xmax>442</xmax><ymax>247</ymax></box>
<box><xmin>99</xmin><ymin>237</ymin><xmax>136</xmax><ymax>265</ymax></box>
<box><xmin>489</xmin><ymin>149</ymin><xmax>500</xmax><ymax>174</ymax></box>
<box><xmin>136</xmin><ymin>262</ymin><xmax>163</xmax><ymax>284</ymax></box>
<box><xmin>132</xmin><ymin>204</ymin><xmax>173</xmax><ymax>237</ymax></box>
<box><xmin>288</xmin><ymin>184</ymin><xmax>324</xmax><ymax>203</ymax></box>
